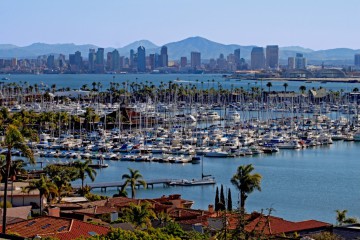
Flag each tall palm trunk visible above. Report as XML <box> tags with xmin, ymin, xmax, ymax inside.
<box><xmin>2</xmin><ymin>150</ymin><xmax>11</xmax><ymax>234</ymax></box>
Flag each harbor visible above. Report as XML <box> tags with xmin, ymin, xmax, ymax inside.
<box><xmin>1</xmin><ymin>73</ymin><xmax>360</xmax><ymax>224</ymax></box>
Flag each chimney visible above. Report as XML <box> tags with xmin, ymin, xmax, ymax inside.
<box><xmin>48</xmin><ymin>207</ymin><xmax>60</xmax><ymax>217</ymax></box>
<box><xmin>208</xmin><ymin>204</ymin><xmax>214</xmax><ymax>213</ymax></box>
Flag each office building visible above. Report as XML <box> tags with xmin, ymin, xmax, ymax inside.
<box><xmin>46</xmin><ymin>55</ymin><xmax>55</xmax><ymax>69</ymax></box>
<box><xmin>191</xmin><ymin>52</ymin><xmax>201</xmax><ymax>69</ymax></box>
<box><xmin>88</xmin><ymin>49</ymin><xmax>96</xmax><ymax>72</ymax></box>
<box><xmin>295</xmin><ymin>53</ymin><xmax>307</xmax><ymax>69</ymax></box>
<box><xmin>288</xmin><ymin>57</ymin><xmax>295</xmax><ymax>69</ymax></box>
<box><xmin>355</xmin><ymin>54</ymin><xmax>360</xmax><ymax>67</ymax></box>
<box><xmin>130</xmin><ymin>49</ymin><xmax>135</xmax><ymax>68</ymax></box>
<box><xmin>160</xmin><ymin>46</ymin><xmax>168</xmax><ymax>67</ymax></box>
<box><xmin>251</xmin><ymin>47</ymin><xmax>265</xmax><ymax>70</ymax></box>
<box><xmin>180</xmin><ymin>57</ymin><xmax>187</xmax><ymax>68</ymax></box>
<box><xmin>266</xmin><ymin>45</ymin><xmax>279</xmax><ymax>69</ymax></box>
<box><xmin>96</xmin><ymin>48</ymin><xmax>104</xmax><ymax>65</ymax></box>
<box><xmin>112</xmin><ymin>49</ymin><xmax>120</xmax><ymax>72</ymax></box>
<box><xmin>137</xmin><ymin>46</ymin><xmax>146</xmax><ymax>72</ymax></box>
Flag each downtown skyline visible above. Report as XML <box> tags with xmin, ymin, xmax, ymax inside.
<box><xmin>1</xmin><ymin>0</ymin><xmax>360</xmax><ymax>50</ymax></box>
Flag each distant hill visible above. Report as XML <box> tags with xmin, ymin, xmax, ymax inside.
<box><xmin>0</xmin><ymin>37</ymin><xmax>359</xmax><ymax>64</ymax></box>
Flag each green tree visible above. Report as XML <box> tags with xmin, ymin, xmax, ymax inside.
<box><xmin>120</xmin><ymin>202</ymin><xmax>156</xmax><ymax>229</ymax></box>
<box><xmin>26</xmin><ymin>174</ymin><xmax>58</xmax><ymax>214</ymax></box>
<box><xmin>283</xmin><ymin>82</ymin><xmax>288</xmax><ymax>92</ymax></box>
<box><xmin>227</xmin><ymin>188</ymin><xmax>233</xmax><ymax>211</ymax></box>
<box><xmin>336</xmin><ymin>209</ymin><xmax>358</xmax><ymax>226</ymax></box>
<box><xmin>231</xmin><ymin>164</ymin><xmax>262</xmax><ymax>212</ymax></box>
<box><xmin>299</xmin><ymin>85</ymin><xmax>306</xmax><ymax>94</ymax></box>
<box><xmin>74</xmin><ymin>160</ymin><xmax>97</xmax><ymax>193</ymax></box>
<box><xmin>266</xmin><ymin>82</ymin><xmax>272</xmax><ymax>92</ymax></box>
<box><xmin>2</xmin><ymin>124</ymin><xmax>35</xmax><ymax>234</ymax></box>
<box><xmin>122</xmin><ymin>168</ymin><xmax>146</xmax><ymax>199</ymax></box>
<box><xmin>215</xmin><ymin>186</ymin><xmax>220</xmax><ymax>211</ymax></box>
<box><xmin>220</xmin><ymin>184</ymin><xmax>225</xmax><ymax>211</ymax></box>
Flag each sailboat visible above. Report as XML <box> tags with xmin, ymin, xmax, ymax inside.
<box><xmin>168</xmin><ymin>156</ymin><xmax>216</xmax><ymax>186</ymax></box>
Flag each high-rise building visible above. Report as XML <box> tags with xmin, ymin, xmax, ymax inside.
<box><xmin>234</xmin><ymin>49</ymin><xmax>240</xmax><ymax>68</ymax></box>
<box><xmin>112</xmin><ymin>49</ymin><xmax>120</xmax><ymax>71</ymax></box>
<box><xmin>74</xmin><ymin>51</ymin><xmax>82</xmax><ymax>67</ymax></box>
<box><xmin>137</xmin><ymin>46</ymin><xmax>146</xmax><ymax>72</ymax></box>
<box><xmin>106</xmin><ymin>52</ymin><xmax>113</xmax><ymax>71</ymax></box>
<box><xmin>295</xmin><ymin>53</ymin><xmax>307</xmax><ymax>69</ymax></box>
<box><xmin>355</xmin><ymin>54</ymin><xmax>360</xmax><ymax>67</ymax></box>
<box><xmin>160</xmin><ymin>46</ymin><xmax>168</xmax><ymax>67</ymax></box>
<box><xmin>46</xmin><ymin>55</ymin><xmax>55</xmax><ymax>69</ymax></box>
<box><xmin>180</xmin><ymin>57</ymin><xmax>187</xmax><ymax>68</ymax></box>
<box><xmin>251</xmin><ymin>47</ymin><xmax>265</xmax><ymax>70</ymax></box>
<box><xmin>149</xmin><ymin>54</ymin><xmax>156</xmax><ymax>70</ymax></box>
<box><xmin>266</xmin><ymin>45</ymin><xmax>279</xmax><ymax>69</ymax></box>
<box><xmin>191</xmin><ymin>52</ymin><xmax>201</xmax><ymax>69</ymax></box>
<box><xmin>96</xmin><ymin>48</ymin><xmax>104</xmax><ymax>65</ymax></box>
<box><xmin>88</xmin><ymin>49</ymin><xmax>96</xmax><ymax>72</ymax></box>
<box><xmin>288</xmin><ymin>57</ymin><xmax>295</xmax><ymax>69</ymax></box>
<box><xmin>130</xmin><ymin>49</ymin><xmax>135</xmax><ymax>68</ymax></box>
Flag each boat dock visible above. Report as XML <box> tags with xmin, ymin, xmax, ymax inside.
<box><xmin>73</xmin><ymin>178</ymin><xmax>180</xmax><ymax>192</ymax></box>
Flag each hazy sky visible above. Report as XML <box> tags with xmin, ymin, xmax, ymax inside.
<box><xmin>1</xmin><ymin>0</ymin><xmax>360</xmax><ymax>50</ymax></box>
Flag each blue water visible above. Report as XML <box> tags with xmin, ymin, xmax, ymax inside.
<box><xmin>2</xmin><ymin>73</ymin><xmax>360</xmax><ymax>92</ymax></box>
<box><xmin>74</xmin><ymin>141</ymin><xmax>360</xmax><ymax>225</ymax></box>
<box><xmin>6</xmin><ymin>74</ymin><xmax>360</xmax><ymax>223</ymax></box>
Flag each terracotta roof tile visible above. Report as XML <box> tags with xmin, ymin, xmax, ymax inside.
<box><xmin>6</xmin><ymin>216</ymin><xmax>110</xmax><ymax>240</ymax></box>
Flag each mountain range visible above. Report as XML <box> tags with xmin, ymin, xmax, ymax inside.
<box><xmin>0</xmin><ymin>37</ymin><xmax>359</xmax><ymax>64</ymax></box>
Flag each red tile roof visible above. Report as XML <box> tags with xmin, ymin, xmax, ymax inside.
<box><xmin>6</xmin><ymin>216</ymin><xmax>110</xmax><ymax>240</ymax></box>
<box><xmin>206</xmin><ymin>212</ymin><xmax>331</xmax><ymax>236</ymax></box>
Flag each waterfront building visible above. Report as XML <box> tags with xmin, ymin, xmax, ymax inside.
<box><xmin>355</xmin><ymin>54</ymin><xmax>360</xmax><ymax>67</ymax></box>
<box><xmin>130</xmin><ymin>49</ymin><xmax>135</xmax><ymax>68</ymax></box>
<box><xmin>217</xmin><ymin>54</ymin><xmax>227</xmax><ymax>71</ymax></box>
<box><xmin>295</xmin><ymin>53</ymin><xmax>307</xmax><ymax>70</ymax></box>
<box><xmin>46</xmin><ymin>55</ymin><xmax>55</xmax><ymax>69</ymax></box>
<box><xmin>266</xmin><ymin>45</ymin><xmax>279</xmax><ymax>70</ymax></box>
<box><xmin>180</xmin><ymin>57</ymin><xmax>187</xmax><ymax>68</ymax></box>
<box><xmin>95</xmin><ymin>48</ymin><xmax>105</xmax><ymax>73</ymax></box>
<box><xmin>69</xmin><ymin>51</ymin><xmax>82</xmax><ymax>72</ymax></box>
<box><xmin>234</xmin><ymin>48</ymin><xmax>240</xmax><ymax>66</ymax></box>
<box><xmin>251</xmin><ymin>47</ymin><xmax>265</xmax><ymax>70</ymax></box>
<box><xmin>160</xmin><ymin>46</ymin><xmax>168</xmax><ymax>67</ymax></box>
<box><xmin>137</xmin><ymin>46</ymin><xmax>146</xmax><ymax>72</ymax></box>
<box><xmin>106</xmin><ymin>52</ymin><xmax>112</xmax><ymax>71</ymax></box>
<box><xmin>191</xmin><ymin>51</ymin><xmax>201</xmax><ymax>69</ymax></box>
<box><xmin>111</xmin><ymin>49</ymin><xmax>120</xmax><ymax>72</ymax></box>
<box><xmin>288</xmin><ymin>57</ymin><xmax>295</xmax><ymax>69</ymax></box>
<box><xmin>88</xmin><ymin>49</ymin><xmax>96</xmax><ymax>72</ymax></box>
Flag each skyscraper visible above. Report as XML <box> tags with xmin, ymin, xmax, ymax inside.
<box><xmin>160</xmin><ymin>46</ymin><xmax>168</xmax><ymax>67</ymax></box>
<box><xmin>88</xmin><ymin>49</ymin><xmax>96</xmax><ymax>72</ymax></box>
<box><xmin>112</xmin><ymin>49</ymin><xmax>120</xmax><ymax>72</ymax></box>
<box><xmin>191</xmin><ymin>52</ymin><xmax>201</xmax><ymax>69</ymax></box>
<box><xmin>295</xmin><ymin>53</ymin><xmax>307</xmax><ymax>69</ymax></box>
<box><xmin>95</xmin><ymin>48</ymin><xmax>105</xmax><ymax>73</ymax></box>
<box><xmin>288</xmin><ymin>57</ymin><xmax>295</xmax><ymax>69</ymax></box>
<box><xmin>234</xmin><ymin>49</ymin><xmax>240</xmax><ymax>68</ymax></box>
<box><xmin>355</xmin><ymin>54</ymin><xmax>360</xmax><ymax>67</ymax></box>
<box><xmin>180</xmin><ymin>57</ymin><xmax>187</xmax><ymax>68</ymax></box>
<box><xmin>130</xmin><ymin>49</ymin><xmax>135</xmax><ymax>68</ymax></box>
<box><xmin>46</xmin><ymin>55</ymin><xmax>55</xmax><ymax>69</ymax></box>
<box><xmin>251</xmin><ymin>47</ymin><xmax>265</xmax><ymax>70</ymax></box>
<box><xmin>137</xmin><ymin>46</ymin><xmax>146</xmax><ymax>72</ymax></box>
<box><xmin>266</xmin><ymin>45</ymin><xmax>279</xmax><ymax>69</ymax></box>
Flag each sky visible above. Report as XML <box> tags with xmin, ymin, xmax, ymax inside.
<box><xmin>1</xmin><ymin>0</ymin><xmax>360</xmax><ymax>50</ymax></box>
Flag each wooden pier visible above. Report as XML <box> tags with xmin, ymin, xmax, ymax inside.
<box><xmin>72</xmin><ymin>178</ymin><xmax>181</xmax><ymax>192</ymax></box>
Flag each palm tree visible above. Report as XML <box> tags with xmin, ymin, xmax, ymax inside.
<box><xmin>353</xmin><ymin>87</ymin><xmax>359</xmax><ymax>93</ymax></box>
<box><xmin>299</xmin><ymin>85</ymin><xmax>306</xmax><ymax>94</ymax></box>
<box><xmin>26</xmin><ymin>174</ymin><xmax>58</xmax><ymax>214</ymax></box>
<box><xmin>121</xmin><ymin>202</ymin><xmax>156</xmax><ymax>228</ymax></box>
<box><xmin>283</xmin><ymin>82</ymin><xmax>288</xmax><ymax>92</ymax></box>
<box><xmin>74</xmin><ymin>160</ymin><xmax>97</xmax><ymax>193</ymax></box>
<box><xmin>336</xmin><ymin>209</ymin><xmax>358</xmax><ymax>226</ymax></box>
<box><xmin>2</xmin><ymin>124</ymin><xmax>35</xmax><ymax>233</ymax></box>
<box><xmin>266</xmin><ymin>82</ymin><xmax>272</xmax><ymax>92</ymax></box>
<box><xmin>231</xmin><ymin>164</ymin><xmax>262</xmax><ymax>212</ymax></box>
<box><xmin>122</xmin><ymin>168</ymin><xmax>146</xmax><ymax>199</ymax></box>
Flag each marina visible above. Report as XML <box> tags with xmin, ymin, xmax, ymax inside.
<box><xmin>1</xmin><ymin>74</ymin><xmax>360</xmax><ymax>224</ymax></box>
